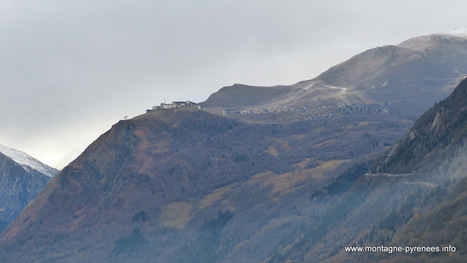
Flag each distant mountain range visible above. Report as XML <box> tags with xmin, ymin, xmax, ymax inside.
<box><xmin>1</xmin><ymin>31</ymin><xmax>467</xmax><ymax>262</ymax></box>
<box><xmin>0</xmin><ymin>145</ymin><xmax>58</xmax><ymax>232</ymax></box>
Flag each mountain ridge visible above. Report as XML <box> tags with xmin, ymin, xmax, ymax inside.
<box><xmin>0</xmin><ymin>144</ymin><xmax>57</xmax><ymax>177</ymax></box>
<box><xmin>0</xmin><ymin>145</ymin><xmax>58</xmax><ymax>233</ymax></box>
<box><xmin>371</xmin><ymin>77</ymin><xmax>467</xmax><ymax>174</ymax></box>
<box><xmin>267</xmin><ymin>77</ymin><xmax>467</xmax><ymax>263</ymax></box>
<box><xmin>0</xmin><ymin>106</ymin><xmax>409</xmax><ymax>262</ymax></box>
<box><xmin>202</xmin><ymin>32</ymin><xmax>467</xmax><ymax>121</ymax></box>
<box><xmin>1</xmin><ymin>31</ymin><xmax>467</xmax><ymax>262</ymax></box>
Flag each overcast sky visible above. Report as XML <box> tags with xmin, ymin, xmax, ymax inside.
<box><xmin>1</xmin><ymin>0</ymin><xmax>466</xmax><ymax>169</ymax></box>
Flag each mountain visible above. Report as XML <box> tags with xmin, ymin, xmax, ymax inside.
<box><xmin>267</xmin><ymin>78</ymin><xmax>467</xmax><ymax>262</ymax></box>
<box><xmin>200</xmin><ymin>84</ymin><xmax>292</xmax><ymax>110</ymax></box>
<box><xmin>1</xmin><ymin>32</ymin><xmax>467</xmax><ymax>262</ymax></box>
<box><xmin>371</xmin><ymin>76</ymin><xmax>467</xmax><ymax>174</ymax></box>
<box><xmin>0</xmin><ymin>145</ymin><xmax>58</xmax><ymax>233</ymax></box>
<box><xmin>202</xmin><ymin>32</ymin><xmax>467</xmax><ymax>121</ymax></box>
<box><xmin>0</xmin><ymin>145</ymin><xmax>57</xmax><ymax>178</ymax></box>
<box><xmin>0</xmin><ymin>107</ymin><xmax>407</xmax><ymax>262</ymax></box>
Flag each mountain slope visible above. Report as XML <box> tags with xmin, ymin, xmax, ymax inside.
<box><xmin>1</xmin><ymin>31</ymin><xmax>467</xmax><ymax>262</ymax></box>
<box><xmin>371</xmin><ymin>76</ymin><xmax>467</xmax><ymax>174</ymax></box>
<box><xmin>0</xmin><ymin>145</ymin><xmax>58</xmax><ymax>233</ymax></box>
<box><xmin>201</xmin><ymin>84</ymin><xmax>293</xmax><ymax>109</ymax></box>
<box><xmin>202</xmin><ymin>33</ymin><xmax>467</xmax><ymax>121</ymax></box>
<box><xmin>0</xmin><ymin>145</ymin><xmax>57</xmax><ymax>178</ymax></box>
<box><xmin>0</xmin><ymin>107</ymin><xmax>409</xmax><ymax>262</ymax></box>
<box><xmin>268</xmin><ymin>78</ymin><xmax>467</xmax><ymax>263</ymax></box>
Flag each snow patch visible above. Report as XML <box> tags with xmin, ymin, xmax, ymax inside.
<box><xmin>0</xmin><ymin>144</ymin><xmax>57</xmax><ymax>177</ymax></box>
<box><xmin>446</xmin><ymin>28</ymin><xmax>467</xmax><ymax>38</ymax></box>
<box><xmin>400</xmin><ymin>30</ymin><xmax>467</xmax><ymax>48</ymax></box>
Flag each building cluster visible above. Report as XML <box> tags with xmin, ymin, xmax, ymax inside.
<box><xmin>219</xmin><ymin>102</ymin><xmax>387</xmax><ymax>121</ymax></box>
<box><xmin>222</xmin><ymin>105</ymin><xmax>330</xmax><ymax>116</ymax></box>
<box><xmin>147</xmin><ymin>101</ymin><xmax>201</xmax><ymax>112</ymax></box>
<box><xmin>337</xmin><ymin>103</ymin><xmax>385</xmax><ymax>114</ymax></box>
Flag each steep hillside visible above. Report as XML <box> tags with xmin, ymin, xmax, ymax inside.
<box><xmin>202</xmin><ymin>33</ymin><xmax>467</xmax><ymax>121</ymax></box>
<box><xmin>2</xmin><ymin>31</ymin><xmax>467</xmax><ymax>262</ymax></box>
<box><xmin>0</xmin><ymin>145</ymin><xmax>57</xmax><ymax>178</ymax></box>
<box><xmin>0</xmin><ymin>146</ymin><xmax>58</xmax><ymax>233</ymax></box>
<box><xmin>372</xmin><ymin>77</ymin><xmax>467</xmax><ymax>174</ymax></box>
<box><xmin>268</xmin><ymin>78</ymin><xmax>467</xmax><ymax>262</ymax></box>
<box><xmin>0</xmin><ymin>107</ymin><xmax>408</xmax><ymax>262</ymax></box>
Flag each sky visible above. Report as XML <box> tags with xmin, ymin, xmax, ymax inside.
<box><xmin>1</xmin><ymin>0</ymin><xmax>466</xmax><ymax>169</ymax></box>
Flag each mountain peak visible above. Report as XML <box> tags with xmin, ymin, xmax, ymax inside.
<box><xmin>201</xmin><ymin>32</ymin><xmax>467</xmax><ymax>123</ymax></box>
<box><xmin>0</xmin><ymin>145</ymin><xmax>57</xmax><ymax>233</ymax></box>
<box><xmin>398</xmin><ymin>31</ymin><xmax>467</xmax><ymax>49</ymax></box>
<box><xmin>446</xmin><ymin>28</ymin><xmax>467</xmax><ymax>38</ymax></box>
<box><xmin>0</xmin><ymin>144</ymin><xmax>57</xmax><ymax>177</ymax></box>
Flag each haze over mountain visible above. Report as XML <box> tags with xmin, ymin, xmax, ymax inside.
<box><xmin>1</xmin><ymin>32</ymin><xmax>467</xmax><ymax>262</ymax></box>
<box><xmin>271</xmin><ymin>77</ymin><xmax>467</xmax><ymax>263</ymax></box>
<box><xmin>0</xmin><ymin>105</ymin><xmax>409</xmax><ymax>262</ymax></box>
<box><xmin>0</xmin><ymin>145</ymin><xmax>58</xmax><ymax>233</ymax></box>
<box><xmin>202</xmin><ymin>32</ymin><xmax>467</xmax><ymax>121</ymax></box>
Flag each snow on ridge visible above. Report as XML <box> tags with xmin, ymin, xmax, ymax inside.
<box><xmin>445</xmin><ymin>28</ymin><xmax>467</xmax><ymax>38</ymax></box>
<box><xmin>0</xmin><ymin>144</ymin><xmax>57</xmax><ymax>177</ymax></box>
<box><xmin>399</xmin><ymin>29</ymin><xmax>467</xmax><ymax>48</ymax></box>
